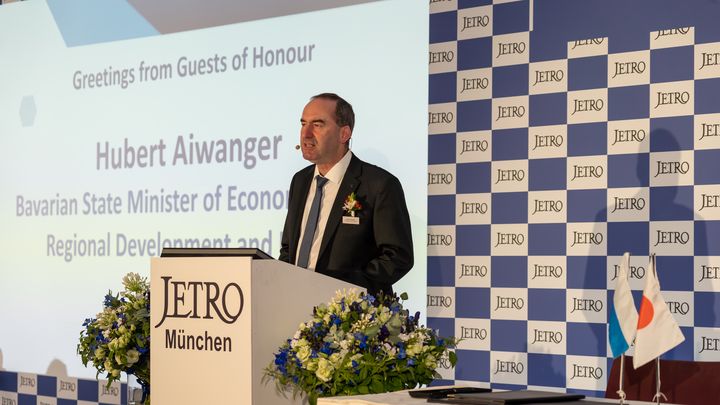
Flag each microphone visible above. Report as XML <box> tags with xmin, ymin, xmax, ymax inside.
<box><xmin>295</xmin><ymin>145</ymin><xmax>300</xmax><ymax>150</ymax></box>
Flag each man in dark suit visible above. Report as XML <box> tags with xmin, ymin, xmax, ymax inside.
<box><xmin>279</xmin><ymin>93</ymin><xmax>413</xmax><ymax>295</ymax></box>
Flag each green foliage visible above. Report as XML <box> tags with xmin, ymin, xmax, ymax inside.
<box><xmin>263</xmin><ymin>289</ymin><xmax>456</xmax><ymax>404</ymax></box>
<box><xmin>77</xmin><ymin>273</ymin><xmax>150</xmax><ymax>392</ymax></box>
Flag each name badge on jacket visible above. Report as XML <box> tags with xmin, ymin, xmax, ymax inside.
<box><xmin>343</xmin><ymin>216</ymin><xmax>360</xmax><ymax>225</ymax></box>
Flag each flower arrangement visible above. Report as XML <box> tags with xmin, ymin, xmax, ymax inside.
<box><xmin>343</xmin><ymin>192</ymin><xmax>362</xmax><ymax>217</ymax></box>
<box><xmin>264</xmin><ymin>289</ymin><xmax>456</xmax><ymax>405</ymax></box>
<box><xmin>77</xmin><ymin>273</ymin><xmax>151</xmax><ymax>404</ymax></box>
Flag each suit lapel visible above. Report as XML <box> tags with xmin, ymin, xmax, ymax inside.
<box><xmin>318</xmin><ymin>155</ymin><xmax>362</xmax><ymax>261</ymax></box>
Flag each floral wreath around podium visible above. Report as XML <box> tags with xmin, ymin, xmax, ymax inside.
<box><xmin>263</xmin><ymin>289</ymin><xmax>457</xmax><ymax>405</ymax></box>
<box><xmin>77</xmin><ymin>273</ymin><xmax>151</xmax><ymax>404</ymax></box>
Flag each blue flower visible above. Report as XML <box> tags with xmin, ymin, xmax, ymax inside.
<box><xmin>407</xmin><ymin>358</ymin><xmax>415</xmax><ymax>366</ymax></box>
<box><xmin>353</xmin><ymin>332</ymin><xmax>369</xmax><ymax>350</ymax></box>
<box><xmin>274</xmin><ymin>350</ymin><xmax>288</xmax><ymax>366</ymax></box>
<box><xmin>320</xmin><ymin>342</ymin><xmax>333</xmax><ymax>355</ymax></box>
<box><xmin>82</xmin><ymin>318</ymin><xmax>95</xmax><ymax>327</ymax></box>
<box><xmin>103</xmin><ymin>294</ymin><xmax>114</xmax><ymax>307</ymax></box>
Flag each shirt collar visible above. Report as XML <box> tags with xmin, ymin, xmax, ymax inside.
<box><xmin>314</xmin><ymin>150</ymin><xmax>352</xmax><ymax>185</ymax></box>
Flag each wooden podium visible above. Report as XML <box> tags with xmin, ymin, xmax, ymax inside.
<box><xmin>150</xmin><ymin>253</ymin><xmax>360</xmax><ymax>404</ymax></box>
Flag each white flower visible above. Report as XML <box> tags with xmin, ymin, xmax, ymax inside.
<box><xmin>126</xmin><ymin>349</ymin><xmax>140</xmax><ymax>365</ymax></box>
<box><xmin>296</xmin><ymin>345</ymin><xmax>312</xmax><ymax>364</ymax></box>
<box><xmin>315</xmin><ymin>358</ymin><xmax>334</xmax><ymax>382</ymax></box>
<box><xmin>424</xmin><ymin>354</ymin><xmax>437</xmax><ymax>369</ymax></box>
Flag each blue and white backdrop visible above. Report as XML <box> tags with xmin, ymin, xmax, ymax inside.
<box><xmin>427</xmin><ymin>0</ymin><xmax>720</xmax><ymax>397</ymax></box>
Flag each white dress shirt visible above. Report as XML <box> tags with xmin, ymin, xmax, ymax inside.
<box><xmin>295</xmin><ymin>150</ymin><xmax>353</xmax><ymax>270</ymax></box>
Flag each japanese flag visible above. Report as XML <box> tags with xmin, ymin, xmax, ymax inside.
<box><xmin>633</xmin><ymin>255</ymin><xmax>685</xmax><ymax>369</ymax></box>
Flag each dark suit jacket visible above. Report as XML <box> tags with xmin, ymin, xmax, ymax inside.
<box><xmin>279</xmin><ymin>154</ymin><xmax>413</xmax><ymax>295</ymax></box>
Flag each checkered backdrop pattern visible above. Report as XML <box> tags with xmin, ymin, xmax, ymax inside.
<box><xmin>427</xmin><ymin>0</ymin><xmax>720</xmax><ymax>397</ymax></box>
<box><xmin>0</xmin><ymin>370</ymin><xmax>127</xmax><ymax>405</ymax></box>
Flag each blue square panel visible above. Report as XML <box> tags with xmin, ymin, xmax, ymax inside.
<box><xmin>430</xmin><ymin>379</ymin><xmax>454</xmax><ymax>387</ymax></box>
<box><xmin>455</xmin><ymin>350</ymin><xmax>490</xmax><ymax>382</ymax></box>
<box><xmin>567</xmin><ymin>256</ymin><xmax>606</xmax><ymax>290</ymax></box>
<box><xmin>457</xmin><ymin>225</ymin><xmax>490</xmax><ymax>256</ymax></box>
<box><xmin>37</xmin><ymin>375</ymin><xmax>56</xmax><ymax>397</ymax></box>
<box><xmin>649</xmin><ymin>186</ymin><xmax>694</xmax><ymax>221</ymax></box>
<box><xmin>656</xmin><ymin>256</ymin><xmax>694</xmax><ymax>292</ymax></box>
<box><xmin>567</xmin><ymin>189</ymin><xmax>606</xmax><ymax>222</ymax></box>
<box><xmin>528</xmin><ymin>289</ymin><xmax>566</xmax><ymax>321</ymax></box>
<box><xmin>429</xmin><ymin>133</ymin><xmax>455</xmax><ymax>165</ymax></box>
<box><xmin>459</xmin><ymin>0</ymin><xmax>492</xmax><ymax>8</ymax></box>
<box><xmin>458</xmin><ymin>99</ymin><xmax>492</xmax><ymax>132</ymax></box>
<box><xmin>456</xmin><ymin>287</ymin><xmax>491</xmax><ymax>319</ymax></box>
<box><xmin>529</xmin><ymin>158</ymin><xmax>567</xmax><ymax>191</ymax></box>
<box><xmin>529</xmin><ymin>92</ymin><xmax>566</xmax><ymax>126</ymax></box>
<box><xmin>696</xmin><ymin>221</ymin><xmax>720</xmax><ymax>256</ymax></box>
<box><xmin>430</xmin><ymin>11</ymin><xmax>457</xmax><ymax>44</ymax></box>
<box><xmin>530</xmin><ymin>29</ymin><xmax>566</xmax><ymax>63</ymax></box>
<box><xmin>650</xmin><ymin>116</ymin><xmax>694</xmax><ymax>152</ymax></box>
<box><xmin>428</xmin><ymin>317</ymin><xmax>455</xmax><ymax>341</ymax></box>
<box><xmin>492</xmin><ymin>383</ymin><xmax>527</xmax><ymax>391</ymax></box>
<box><xmin>429</xmin><ymin>72</ymin><xmax>457</xmax><ymax>104</ymax></box>
<box><xmin>695</xmin><ymin>292</ymin><xmax>720</xmax><ymax>327</ymax></box>
<box><xmin>492</xmin><ymin>192</ymin><xmax>528</xmax><ymax>224</ymax></box>
<box><xmin>58</xmin><ymin>399</ymin><xmax>78</xmax><ymax>405</ymax></box>
<box><xmin>491</xmin><ymin>256</ymin><xmax>528</xmax><ymax>288</ymax></box>
<box><xmin>695</xmin><ymin>149</ymin><xmax>720</xmax><ymax>185</ymax></box>
<box><xmin>696</xmin><ymin>78</ymin><xmax>720</xmax><ymax>115</ymax></box>
<box><xmin>650</xmin><ymin>46</ymin><xmax>693</xmax><ymax>83</ymax></box>
<box><xmin>528</xmin><ymin>353</ymin><xmax>565</xmax><ymax>388</ymax></box>
<box><xmin>78</xmin><ymin>379</ymin><xmax>98</xmax><ymax>402</ymax></box>
<box><xmin>493</xmin><ymin>128</ymin><xmax>528</xmax><ymax>161</ymax></box>
<box><xmin>457</xmin><ymin>162</ymin><xmax>491</xmax><ymax>193</ymax></box>
<box><xmin>607</xmin><ymin>222</ymin><xmax>649</xmax><ymax>256</ymax></box>
<box><xmin>458</xmin><ymin>37</ymin><xmax>492</xmax><ymax>70</ymax></box>
<box><xmin>493</xmin><ymin>65</ymin><xmax>529</xmax><ymax>98</ymax></box>
<box><xmin>18</xmin><ymin>395</ymin><xmax>36</xmax><ymax>405</ymax></box>
<box><xmin>662</xmin><ymin>327</ymin><xmax>694</xmax><ymax>360</ymax></box>
<box><xmin>429</xmin><ymin>195</ymin><xmax>456</xmax><ymax>226</ymax></box>
<box><xmin>568</xmin><ymin>122</ymin><xmax>607</xmax><ymax>157</ymax></box>
<box><xmin>0</xmin><ymin>371</ymin><xmax>17</xmax><ymax>391</ymax></box>
<box><xmin>428</xmin><ymin>256</ymin><xmax>455</xmax><ymax>287</ymax></box>
<box><xmin>528</xmin><ymin>223</ymin><xmax>566</xmax><ymax>256</ymax></box>
<box><xmin>567</xmin><ymin>322</ymin><xmax>606</xmax><ymax>357</ymax></box>
<box><xmin>568</xmin><ymin>56</ymin><xmax>608</xmax><ymax>91</ymax></box>
<box><xmin>608</xmin><ymin>153</ymin><xmax>649</xmax><ymax>188</ymax></box>
<box><xmin>493</xmin><ymin>0</ymin><xmax>529</xmax><ymax>35</ymax></box>
<box><xmin>608</xmin><ymin>85</ymin><xmax>649</xmax><ymax>120</ymax></box>
<box><xmin>491</xmin><ymin>320</ymin><xmax>528</xmax><ymax>352</ymax></box>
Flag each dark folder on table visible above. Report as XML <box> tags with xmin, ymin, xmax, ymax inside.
<box><xmin>427</xmin><ymin>390</ymin><xmax>585</xmax><ymax>404</ymax></box>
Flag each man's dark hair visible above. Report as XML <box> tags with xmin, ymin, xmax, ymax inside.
<box><xmin>311</xmin><ymin>93</ymin><xmax>355</xmax><ymax>131</ymax></box>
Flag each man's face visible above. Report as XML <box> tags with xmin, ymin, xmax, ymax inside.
<box><xmin>300</xmin><ymin>98</ymin><xmax>350</xmax><ymax>168</ymax></box>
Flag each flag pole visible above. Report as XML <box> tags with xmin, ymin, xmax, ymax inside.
<box><xmin>616</xmin><ymin>353</ymin><xmax>626</xmax><ymax>404</ymax></box>
<box><xmin>652</xmin><ymin>357</ymin><xmax>667</xmax><ymax>404</ymax></box>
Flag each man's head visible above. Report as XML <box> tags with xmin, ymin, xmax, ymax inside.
<box><xmin>300</xmin><ymin>93</ymin><xmax>355</xmax><ymax>174</ymax></box>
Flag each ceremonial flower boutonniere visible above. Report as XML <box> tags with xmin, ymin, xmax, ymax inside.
<box><xmin>343</xmin><ymin>192</ymin><xmax>362</xmax><ymax>217</ymax></box>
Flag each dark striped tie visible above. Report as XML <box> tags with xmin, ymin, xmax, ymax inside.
<box><xmin>297</xmin><ymin>175</ymin><xmax>329</xmax><ymax>268</ymax></box>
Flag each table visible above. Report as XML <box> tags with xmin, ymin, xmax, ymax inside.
<box><xmin>318</xmin><ymin>390</ymin><xmax>673</xmax><ymax>405</ymax></box>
